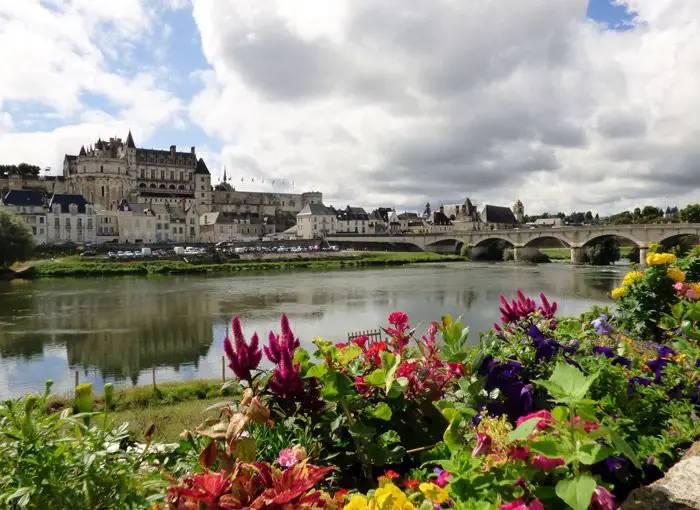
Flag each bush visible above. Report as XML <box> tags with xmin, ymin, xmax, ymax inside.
<box><xmin>585</xmin><ymin>237</ymin><xmax>621</xmax><ymax>265</ymax></box>
<box><xmin>0</xmin><ymin>208</ymin><xmax>34</xmax><ymax>269</ymax></box>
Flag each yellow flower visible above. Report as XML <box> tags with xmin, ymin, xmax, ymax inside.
<box><xmin>622</xmin><ymin>271</ymin><xmax>644</xmax><ymax>287</ymax></box>
<box><xmin>666</xmin><ymin>267</ymin><xmax>686</xmax><ymax>283</ymax></box>
<box><xmin>345</xmin><ymin>495</ymin><xmax>371</xmax><ymax>510</ymax></box>
<box><xmin>691</xmin><ymin>283</ymin><xmax>700</xmax><ymax>297</ymax></box>
<box><xmin>611</xmin><ymin>287</ymin><xmax>626</xmax><ymax>299</ymax></box>
<box><xmin>646</xmin><ymin>252</ymin><xmax>677</xmax><ymax>266</ymax></box>
<box><xmin>375</xmin><ymin>483</ymin><xmax>415</xmax><ymax>510</ymax></box>
<box><xmin>419</xmin><ymin>483</ymin><xmax>449</xmax><ymax>504</ymax></box>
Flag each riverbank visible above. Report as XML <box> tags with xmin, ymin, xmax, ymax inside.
<box><xmin>19</xmin><ymin>251</ymin><xmax>465</xmax><ymax>279</ymax></box>
<box><xmin>541</xmin><ymin>246</ymin><xmax>635</xmax><ymax>260</ymax></box>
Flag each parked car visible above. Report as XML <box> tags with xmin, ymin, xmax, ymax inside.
<box><xmin>108</xmin><ymin>252</ymin><xmax>117</xmax><ymax>258</ymax></box>
<box><xmin>80</xmin><ymin>250</ymin><xmax>97</xmax><ymax>257</ymax></box>
<box><xmin>124</xmin><ymin>251</ymin><xmax>135</xmax><ymax>257</ymax></box>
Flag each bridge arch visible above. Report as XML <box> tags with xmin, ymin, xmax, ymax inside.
<box><xmin>472</xmin><ymin>235</ymin><xmax>517</xmax><ymax>248</ymax></box>
<box><xmin>656</xmin><ymin>228</ymin><xmax>700</xmax><ymax>245</ymax></box>
<box><xmin>580</xmin><ymin>232</ymin><xmax>645</xmax><ymax>248</ymax></box>
<box><xmin>523</xmin><ymin>234</ymin><xmax>571</xmax><ymax>248</ymax></box>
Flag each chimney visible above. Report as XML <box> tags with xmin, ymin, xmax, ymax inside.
<box><xmin>190</xmin><ymin>146</ymin><xmax>195</xmax><ymax>154</ymax></box>
<box><xmin>170</xmin><ymin>145</ymin><xmax>176</xmax><ymax>153</ymax></box>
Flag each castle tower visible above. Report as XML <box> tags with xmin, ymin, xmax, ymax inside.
<box><xmin>195</xmin><ymin>158</ymin><xmax>212</xmax><ymax>212</ymax></box>
<box><xmin>512</xmin><ymin>199</ymin><xmax>525</xmax><ymax>223</ymax></box>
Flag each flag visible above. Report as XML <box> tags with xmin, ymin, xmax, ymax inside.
<box><xmin>241</xmin><ymin>177</ymin><xmax>244</xmax><ymax>182</ymax></box>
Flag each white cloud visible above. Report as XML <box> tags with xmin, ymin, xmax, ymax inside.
<box><xmin>188</xmin><ymin>0</ymin><xmax>700</xmax><ymax>214</ymax></box>
<box><xmin>0</xmin><ymin>0</ymin><xmax>184</xmax><ymax>171</ymax></box>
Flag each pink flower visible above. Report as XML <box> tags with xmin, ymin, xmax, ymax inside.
<box><xmin>352</xmin><ymin>335</ymin><xmax>369</xmax><ymax>349</ymax></box>
<box><xmin>530</xmin><ymin>454</ymin><xmax>565</xmax><ymax>471</ymax></box>
<box><xmin>472</xmin><ymin>432</ymin><xmax>492</xmax><ymax>457</ymax></box>
<box><xmin>354</xmin><ymin>376</ymin><xmax>370</xmax><ymax>395</ymax></box>
<box><xmin>590</xmin><ymin>486</ymin><xmax>616</xmax><ymax>510</ymax></box>
<box><xmin>223</xmin><ymin>317</ymin><xmax>262</xmax><ymax>381</ymax></box>
<box><xmin>572</xmin><ymin>416</ymin><xmax>601</xmax><ymax>433</ymax></box>
<box><xmin>674</xmin><ymin>282</ymin><xmax>686</xmax><ymax>292</ymax></box>
<box><xmin>500</xmin><ymin>499</ymin><xmax>545</xmax><ymax>510</ymax></box>
<box><xmin>434</xmin><ymin>470</ymin><xmax>452</xmax><ymax>488</ymax></box>
<box><xmin>516</xmin><ymin>410</ymin><xmax>556</xmax><ymax>430</ymax></box>
<box><xmin>277</xmin><ymin>448</ymin><xmax>302</xmax><ymax>467</ymax></box>
<box><xmin>687</xmin><ymin>288</ymin><xmax>699</xmax><ymax>300</ymax></box>
<box><xmin>510</xmin><ymin>446</ymin><xmax>530</xmax><ymax>461</ymax></box>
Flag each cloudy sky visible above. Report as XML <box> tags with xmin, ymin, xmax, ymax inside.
<box><xmin>1</xmin><ymin>0</ymin><xmax>699</xmax><ymax>215</ymax></box>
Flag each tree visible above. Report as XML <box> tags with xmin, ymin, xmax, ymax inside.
<box><xmin>585</xmin><ymin>237</ymin><xmax>620</xmax><ymax>266</ymax></box>
<box><xmin>594</xmin><ymin>213</ymin><xmax>600</xmax><ymax>222</ymax></box>
<box><xmin>633</xmin><ymin>207</ymin><xmax>641</xmax><ymax>218</ymax></box>
<box><xmin>0</xmin><ymin>209</ymin><xmax>35</xmax><ymax>269</ymax></box>
<box><xmin>424</xmin><ymin>202</ymin><xmax>431</xmax><ymax>218</ymax></box>
<box><xmin>584</xmin><ymin>211</ymin><xmax>593</xmax><ymax>222</ymax></box>
<box><xmin>0</xmin><ymin>163</ymin><xmax>41</xmax><ymax>177</ymax></box>
<box><xmin>679</xmin><ymin>204</ymin><xmax>700</xmax><ymax>223</ymax></box>
<box><xmin>641</xmin><ymin>205</ymin><xmax>661</xmax><ymax>218</ymax></box>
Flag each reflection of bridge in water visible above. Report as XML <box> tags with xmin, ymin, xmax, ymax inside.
<box><xmin>329</xmin><ymin>224</ymin><xmax>700</xmax><ymax>266</ymax></box>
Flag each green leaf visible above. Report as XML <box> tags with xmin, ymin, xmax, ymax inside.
<box><xmin>321</xmin><ymin>372</ymin><xmax>353</xmax><ymax>401</ymax></box>
<box><xmin>387</xmin><ymin>377</ymin><xmax>408</xmax><ymax>398</ymax></box>
<box><xmin>304</xmin><ymin>364</ymin><xmax>328</xmax><ymax>379</ymax></box>
<box><xmin>555</xmin><ymin>475</ymin><xmax>597</xmax><ymax>510</ymax></box>
<box><xmin>551</xmin><ymin>406</ymin><xmax>569</xmax><ymax>422</ymax></box>
<box><xmin>508</xmin><ymin>417</ymin><xmax>541</xmax><ymax>443</ymax></box>
<box><xmin>349</xmin><ymin>421</ymin><xmax>376</xmax><ymax>437</ymax></box>
<box><xmin>578</xmin><ymin>443</ymin><xmax>612</xmax><ymax>465</ymax></box>
<box><xmin>378</xmin><ymin>430</ymin><xmax>401</xmax><ymax>447</ymax></box>
<box><xmin>382</xmin><ymin>352</ymin><xmax>401</xmax><ymax>394</ymax></box>
<box><xmin>443</xmin><ymin>418</ymin><xmax>462</xmax><ymax>450</ymax></box>
<box><xmin>364</xmin><ymin>368</ymin><xmax>386</xmax><ymax>386</ymax></box>
<box><xmin>607</xmin><ymin>426</ymin><xmax>642</xmax><ymax>469</ymax></box>
<box><xmin>535</xmin><ymin>362</ymin><xmax>598</xmax><ymax>403</ymax></box>
<box><xmin>337</xmin><ymin>345</ymin><xmax>362</xmax><ymax>365</ymax></box>
<box><xmin>371</xmin><ymin>402</ymin><xmax>393</xmax><ymax>421</ymax></box>
<box><xmin>529</xmin><ymin>439</ymin><xmax>571</xmax><ymax>460</ymax></box>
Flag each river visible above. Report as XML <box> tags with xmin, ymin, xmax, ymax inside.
<box><xmin>0</xmin><ymin>262</ymin><xmax>626</xmax><ymax>398</ymax></box>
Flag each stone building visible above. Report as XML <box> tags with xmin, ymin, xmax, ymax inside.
<box><xmin>479</xmin><ymin>204</ymin><xmax>518</xmax><ymax>230</ymax></box>
<box><xmin>199</xmin><ymin>211</ymin><xmax>266</xmax><ymax>243</ymax></box>
<box><xmin>46</xmin><ymin>194</ymin><xmax>97</xmax><ymax>245</ymax></box>
<box><xmin>335</xmin><ymin>206</ymin><xmax>371</xmax><ymax>234</ymax></box>
<box><xmin>1</xmin><ymin>189</ymin><xmax>49</xmax><ymax>245</ymax></box>
<box><xmin>296</xmin><ymin>203</ymin><xmax>337</xmax><ymax>239</ymax></box>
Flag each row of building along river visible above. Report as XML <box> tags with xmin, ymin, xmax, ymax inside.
<box><xmin>0</xmin><ymin>262</ymin><xmax>626</xmax><ymax>398</ymax></box>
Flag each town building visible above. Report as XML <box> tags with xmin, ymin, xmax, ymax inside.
<box><xmin>199</xmin><ymin>212</ymin><xmax>267</xmax><ymax>243</ymax></box>
<box><xmin>1</xmin><ymin>189</ymin><xmax>49</xmax><ymax>245</ymax></box>
<box><xmin>335</xmin><ymin>206</ymin><xmax>371</xmax><ymax>234</ymax></box>
<box><xmin>296</xmin><ymin>203</ymin><xmax>337</xmax><ymax>239</ymax></box>
<box><xmin>479</xmin><ymin>204</ymin><xmax>517</xmax><ymax>230</ymax></box>
<box><xmin>46</xmin><ymin>194</ymin><xmax>97</xmax><ymax>245</ymax></box>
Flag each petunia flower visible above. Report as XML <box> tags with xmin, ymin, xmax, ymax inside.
<box><xmin>516</xmin><ymin>410</ymin><xmax>556</xmax><ymax>430</ymax></box>
<box><xmin>530</xmin><ymin>454</ymin><xmax>565</xmax><ymax>471</ymax></box>
<box><xmin>500</xmin><ymin>498</ymin><xmax>545</xmax><ymax>510</ymax></box>
<box><xmin>590</xmin><ymin>486</ymin><xmax>616</xmax><ymax>510</ymax></box>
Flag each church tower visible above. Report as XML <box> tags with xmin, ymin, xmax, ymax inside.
<box><xmin>195</xmin><ymin>158</ymin><xmax>212</xmax><ymax>212</ymax></box>
<box><xmin>512</xmin><ymin>199</ymin><xmax>525</xmax><ymax>223</ymax></box>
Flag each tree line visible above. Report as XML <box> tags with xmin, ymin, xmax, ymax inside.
<box><xmin>525</xmin><ymin>203</ymin><xmax>700</xmax><ymax>225</ymax></box>
<box><xmin>0</xmin><ymin>163</ymin><xmax>42</xmax><ymax>177</ymax></box>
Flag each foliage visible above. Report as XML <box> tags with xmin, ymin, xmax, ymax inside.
<box><xmin>0</xmin><ymin>381</ymin><xmax>162</xmax><ymax>509</ymax></box>
<box><xmin>585</xmin><ymin>238</ymin><xmax>620</xmax><ymax>266</ymax></box>
<box><xmin>0</xmin><ymin>163</ymin><xmax>41</xmax><ymax>176</ymax></box>
<box><xmin>0</xmin><ymin>208</ymin><xmax>35</xmax><ymax>269</ymax></box>
<box><xmin>679</xmin><ymin>203</ymin><xmax>700</xmax><ymax>223</ymax></box>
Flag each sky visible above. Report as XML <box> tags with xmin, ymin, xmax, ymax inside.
<box><xmin>1</xmin><ymin>0</ymin><xmax>699</xmax><ymax>216</ymax></box>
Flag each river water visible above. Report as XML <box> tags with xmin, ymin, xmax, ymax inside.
<box><xmin>0</xmin><ymin>262</ymin><xmax>626</xmax><ymax>398</ymax></box>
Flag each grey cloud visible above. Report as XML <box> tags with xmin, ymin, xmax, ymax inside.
<box><xmin>597</xmin><ymin>112</ymin><xmax>647</xmax><ymax>138</ymax></box>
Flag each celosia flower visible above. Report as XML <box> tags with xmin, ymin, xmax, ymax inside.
<box><xmin>388</xmin><ymin>311</ymin><xmax>409</xmax><ymax>328</ymax></box>
<box><xmin>223</xmin><ymin>317</ymin><xmax>262</xmax><ymax>382</ymax></box>
<box><xmin>500</xmin><ymin>499</ymin><xmax>545</xmax><ymax>510</ymax></box>
<box><xmin>264</xmin><ymin>314</ymin><xmax>300</xmax><ymax>364</ymax></box>
<box><xmin>667</xmin><ymin>267</ymin><xmax>686</xmax><ymax>283</ymax></box>
<box><xmin>590</xmin><ymin>486</ymin><xmax>616</xmax><ymax>510</ymax></box>
<box><xmin>530</xmin><ymin>454</ymin><xmax>565</xmax><ymax>471</ymax></box>
<box><xmin>419</xmin><ymin>483</ymin><xmax>449</xmax><ymax>504</ymax></box>
<box><xmin>268</xmin><ymin>339</ymin><xmax>303</xmax><ymax>398</ymax></box>
<box><xmin>611</xmin><ymin>287</ymin><xmax>626</xmax><ymax>299</ymax></box>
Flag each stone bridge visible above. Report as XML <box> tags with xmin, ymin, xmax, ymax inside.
<box><xmin>328</xmin><ymin>224</ymin><xmax>700</xmax><ymax>266</ymax></box>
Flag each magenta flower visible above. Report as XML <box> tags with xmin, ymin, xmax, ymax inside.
<box><xmin>530</xmin><ymin>454</ymin><xmax>565</xmax><ymax>471</ymax></box>
<box><xmin>268</xmin><ymin>336</ymin><xmax>303</xmax><ymax>399</ymax></box>
<box><xmin>472</xmin><ymin>432</ymin><xmax>492</xmax><ymax>457</ymax></box>
<box><xmin>388</xmin><ymin>311</ymin><xmax>409</xmax><ymax>328</ymax></box>
<box><xmin>590</xmin><ymin>486</ymin><xmax>616</xmax><ymax>510</ymax></box>
<box><xmin>500</xmin><ymin>499</ymin><xmax>544</xmax><ymax>510</ymax></box>
<box><xmin>386</xmin><ymin>311</ymin><xmax>411</xmax><ymax>352</ymax></box>
<box><xmin>432</xmin><ymin>468</ymin><xmax>452</xmax><ymax>488</ymax></box>
<box><xmin>223</xmin><ymin>316</ymin><xmax>262</xmax><ymax>382</ymax></box>
<box><xmin>499</xmin><ymin>291</ymin><xmax>558</xmax><ymax>324</ymax></box>
<box><xmin>538</xmin><ymin>293</ymin><xmax>558</xmax><ymax>318</ymax></box>
<box><xmin>264</xmin><ymin>313</ymin><xmax>300</xmax><ymax>364</ymax></box>
<box><xmin>516</xmin><ymin>410</ymin><xmax>556</xmax><ymax>430</ymax></box>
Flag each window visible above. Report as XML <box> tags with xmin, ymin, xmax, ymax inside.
<box><xmin>87</xmin><ymin>219</ymin><xmax>93</xmax><ymax>229</ymax></box>
<box><xmin>161</xmin><ymin>170</ymin><xmax>165</xmax><ymax>180</ymax></box>
<box><xmin>135</xmin><ymin>220</ymin><xmax>140</xmax><ymax>228</ymax></box>
<box><xmin>77</xmin><ymin>218</ymin><xmax>82</xmax><ymax>228</ymax></box>
<box><xmin>32</xmin><ymin>227</ymin><xmax>36</xmax><ymax>234</ymax></box>
<box><xmin>141</xmin><ymin>169</ymin><xmax>145</xmax><ymax>179</ymax></box>
<box><xmin>101</xmin><ymin>186</ymin><xmax>105</xmax><ymax>197</ymax></box>
<box><xmin>190</xmin><ymin>227</ymin><xmax>195</xmax><ymax>235</ymax></box>
<box><xmin>65</xmin><ymin>218</ymin><xmax>70</xmax><ymax>227</ymax></box>
<box><xmin>100</xmin><ymin>165</ymin><xmax>104</xmax><ymax>172</ymax></box>
<box><xmin>189</xmin><ymin>173</ymin><xmax>192</xmax><ymax>181</ymax></box>
<box><xmin>180</xmin><ymin>172</ymin><xmax>184</xmax><ymax>181</ymax></box>
<box><xmin>55</xmin><ymin>218</ymin><xmax>60</xmax><ymax>227</ymax></box>
<box><xmin>39</xmin><ymin>228</ymin><xmax>44</xmax><ymax>234</ymax></box>
<box><xmin>151</xmin><ymin>169</ymin><xmax>155</xmax><ymax>179</ymax></box>
<box><xmin>170</xmin><ymin>171</ymin><xmax>174</xmax><ymax>180</ymax></box>
<box><xmin>164</xmin><ymin>223</ymin><xmax>169</xmax><ymax>230</ymax></box>
<box><xmin>39</xmin><ymin>217</ymin><xmax>44</xmax><ymax>224</ymax></box>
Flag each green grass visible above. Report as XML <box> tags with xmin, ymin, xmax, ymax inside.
<box><xmin>540</xmin><ymin>246</ymin><xmax>635</xmax><ymax>261</ymax></box>
<box><xmin>26</xmin><ymin>251</ymin><xmax>465</xmax><ymax>278</ymax></box>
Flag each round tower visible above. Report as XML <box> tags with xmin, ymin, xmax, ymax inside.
<box><xmin>301</xmin><ymin>191</ymin><xmax>323</xmax><ymax>207</ymax></box>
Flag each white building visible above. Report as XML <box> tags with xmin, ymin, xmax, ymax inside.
<box><xmin>335</xmin><ymin>206</ymin><xmax>371</xmax><ymax>234</ymax></box>
<box><xmin>46</xmin><ymin>194</ymin><xmax>97</xmax><ymax>245</ymax></box>
<box><xmin>1</xmin><ymin>189</ymin><xmax>48</xmax><ymax>245</ymax></box>
<box><xmin>199</xmin><ymin>212</ymin><xmax>264</xmax><ymax>243</ymax></box>
<box><xmin>296</xmin><ymin>203</ymin><xmax>337</xmax><ymax>239</ymax></box>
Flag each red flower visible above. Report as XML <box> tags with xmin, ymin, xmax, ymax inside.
<box><xmin>383</xmin><ymin>469</ymin><xmax>400</xmax><ymax>480</ymax></box>
<box><xmin>404</xmin><ymin>479</ymin><xmax>420</xmax><ymax>490</ymax></box>
<box><xmin>530</xmin><ymin>454</ymin><xmax>565</xmax><ymax>471</ymax></box>
<box><xmin>365</xmin><ymin>341</ymin><xmax>388</xmax><ymax>365</ymax></box>
<box><xmin>510</xmin><ymin>446</ymin><xmax>530</xmax><ymax>461</ymax></box>
<box><xmin>335</xmin><ymin>342</ymin><xmax>348</xmax><ymax>348</ymax></box>
<box><xmin>354</xmin><ymin>376</ymin><xmax>370</xmax><ymax>395</ymax></box>
<box><xmin>500</xmin><ymin>498</ymin><xmax>545</xmax><ymax>510</ymax></box>
<box><xmin>388</xmin><ymin>312</ymin><xmax>409</xmax><ymax>327</ymax></box>
<box><xmin>334</xmin><ymin>489</ymin><xmax>350</xmax><ymax>502</ymax></box>
<box><xmin>572</xmin><ymin>416</ymin><xmax>601</xmax><ymax>433</ymax></box>
<box><xmin>352</xmin><ymin>335</ymin><xmax>369</xmax><ymax>349</ymax></box>
<box><xmin>516</xmin><ymin>410</ymin><xmax>556</xmax><ymax>430</ymax></box>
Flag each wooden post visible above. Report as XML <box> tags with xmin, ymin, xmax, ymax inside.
<box><xmin>222</xmin><ymin>355</ymin><xmax>226</xmax><ymax>381</ymax></box>
<box><xmin>74</xmin><ymin>370</ymin><xmax>79</xmax><ymax>387</ymax></box>
<box><xmin>152</xmin><ymin>366</ymin><xmax>156</xmax><ymax>388</ymax></box>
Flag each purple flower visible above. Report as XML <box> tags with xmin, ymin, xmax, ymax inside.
<box><xmin>591</xmin><ymin>315</ymin><xmax>613</xmax><ymax>336</ymax></box>
<box><xmin>645</xmin><ymin>358</ymin><xmax>669</xmax><ymax>383</ymax></box>
<box><xmin>527</xmin><ymin>325</ymin><xmax>564</xmax><ymax>361</ymax></box>
<box><xmin>268</xmin><ymin>336</ymin><xmax>303</xmax><ymax>399</ymax></box>
<box><xmin>223</xmin><ymin>317</ymin><xmax>262</xmax><ymax>381</ymax></box>
<box><xmin>656</xmin><ymin>345</ymin><xmax>676</xmax><ymax>358</ymax></box>
<box><xmin>695</xmin><ymin>358</ymin><xmax>700</xmax><ymax>368</ymax></box>
<box><xmin>628</xmin><ymin>376</ymin><xmax>653</xmax><ymax>394</ymax></box>
<box><xmin>668</xmin><ymin>383</ymin><xmax>685</xmax><ymax>399</ymax></box>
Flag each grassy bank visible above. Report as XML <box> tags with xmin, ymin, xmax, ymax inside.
<box><xmin>48</xmin><ymin>379</ymin><xmax>239</xmax><ymax>442</ymax></box>
<box><xmin>541</xmin><ymin>246</ymin><xmax>635</xmax><ymax>260</ymax></box>
<box><xmin>24</xmin><ymin>251</ymin><xmax>464</xmax><ymax>279</ymax></box>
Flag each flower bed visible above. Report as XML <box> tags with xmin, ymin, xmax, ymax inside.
<box><xmin>2</xmin><ymin>248</ymin><xmax>699</xmax><ymax>509</ymax></box>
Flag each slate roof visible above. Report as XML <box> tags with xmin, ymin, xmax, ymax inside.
<box><xmin>126</xmin><ymin>130</ymin><xmax>136</xmax><ymax>149</ymax></box>
<box><xmin>370</xmin><ymin>208</ymin><xmax>391</xmax><ymax>223</ymax></box>
<box><xmin>432</xmin><ymin>211</ymin><xmax>452</xmax><ymax>226</ymax></box>
<box><xmin>65</xmin><ymin>154</ymin><xmax>77</xmax><ymax>162</ymax></box>
<box><xmin>48</xmin><ymin>193</ymin><xmax>90</xmax><ymax>214</ymax></box>
<box><xmin>2</xmin><ymin>189</ymin><xmax>45</xmax><ymax>207</ymax></box>
<box><xmin>481</xmin><ymin>205</ymin><xmax>516</xmax><ymax>224</ymax></box>
<box><xmin>337</xmin><ymin>206</ymin><xmax>369</xmax><ymax>221</ymax></box>
<box><xmin>195</xmin><ymin>158</ymin><xmax>210</xmax><ymax>175</ymax></box>
<box><xmin>297</xmin><ymin>203</ymin><xmax>335</xmax><ymax>216</ymax></box>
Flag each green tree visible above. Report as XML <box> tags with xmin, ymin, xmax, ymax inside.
<box><xmin>0</xmin><ymin>163</ymin><xmax>41</xmax><ymax>176</ymax></box>
<box><xmin>0</xmin><ymin>209</ymin><xmax>35</xmax><ymax>269</ymax></box>
<box><xmin>585</xmin><ymin>237</ymin><xmax>620</xmax><ymax>266</ymax></box>
<box><xmin>679</xmin><ymin>204</ymin><xmax>700</xmax><ymax>223</ymax></box>
<box><xmin>584</xmin><ymin>211</ymin><xmax>593</xmax><ymax>222</ymax></box>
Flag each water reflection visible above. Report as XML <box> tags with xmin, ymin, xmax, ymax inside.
<box><xmin>0</xmin><ymin>263</ymin><xmax>625</xmax><ymax>397</ymax></box>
